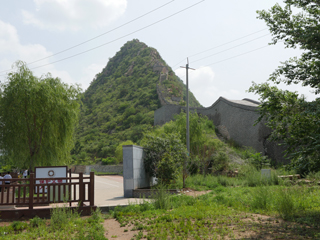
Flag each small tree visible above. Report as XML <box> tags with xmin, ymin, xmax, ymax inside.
<box><xmin>0</xmin><ymin>61</ymin><xmax>81</xmax><ymax>170</ymax></box>
<box><xmin>142</xmin><ymin>133</ymin><xmax>187</xmax><ymax>185</ymax></box>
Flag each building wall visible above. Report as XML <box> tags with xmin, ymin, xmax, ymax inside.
<box><xmin>154</xmin><ymin>97</ymin><xmax>287</xmax><ymax>164</ymax></box>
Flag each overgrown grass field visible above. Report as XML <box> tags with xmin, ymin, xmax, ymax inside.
<box><xmin>108</xmin><ymin>172</ymin><xmax>320</xmax><ymax>239</ymax></box>
<box><xmin>2</xmin><ymin>170</ymin><xmax>320</xmax><ymax>239</ymax></box>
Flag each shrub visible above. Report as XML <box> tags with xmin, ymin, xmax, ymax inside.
<box><xmin>50</xmin><ymin>205</ymin><xmax>80</xmax><ymax>230</ymax></box>
<box><xmin>115</xmin><ymin>140</ymin><xmax>135</xmax><ymax>164</ymax></box>
<box><xmin>29</xmin><ymin>216</ymin><xmax>45</xmax><ymax>228</ymax></box>
<box><xmin>152</xmin><ymin>184</ymin><xmax>172</xmax><ymax>210</ymax></box>
<box><xmin>101</xmin><ymin>157</ymin><xmax>116</xmax><ymax>165</ymax></box>
<box><xmin>142</xmin><ymin>133</ymin><xmax>187</xmax><ymax>184</ymax></box>
<box><xmin>212</xmin><ymin>152</ymin><xmax>229</xmax><ymax>172</ymax></box>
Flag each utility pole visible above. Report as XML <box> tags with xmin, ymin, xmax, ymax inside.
<box><xmin>181</xmin><ymin>58</ymin><xmax>195</xmax><ymax>154</ymax></box>
<box><xmin>180</xmin><ymin>58</ymin><xmax>195</xmax><ymax>187</ymax></box>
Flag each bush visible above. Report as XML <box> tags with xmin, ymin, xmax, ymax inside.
<box><xmin>29</xmin><ymin>216</ymin><xmax>45</xmax><ymax>228</ymax></box>
<box><xmin>115</xmin><ymin>140</ymin><xmax>135</xmax><ymax>164</ymax></box>
<box><xmin>142</xmin><ymin>133</ymin><xmax>187</xmax><ymax>184</ymax></box>
<box><xmin>101</xmin><ymin>157</ymin><xmax>116</xmax><ymax>165</ymax></box>
<box><xmin>50</xmin><ymin>205</ymin><xmax>80</xmax><ymax>230</ymax></box>
<box><xmin>212</xmin><ymin>152</ymin><xmax>229</xmax><ymax>172</ymax></box>
<box><xmin>157</xmin><ymin>152</ymin><xmax>181</xmax><ymax>185</ymax></box>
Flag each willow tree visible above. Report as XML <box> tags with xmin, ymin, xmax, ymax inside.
<box><xmin>0</xmin><ymin>61</ymin><xmax>81</xmax><ymax>170</ymax></box>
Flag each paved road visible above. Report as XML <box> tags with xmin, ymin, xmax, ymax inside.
<box><xmin>78</xmin><ymin>174</ymin><xmax>145</xmax><ymax>207</ymax></box>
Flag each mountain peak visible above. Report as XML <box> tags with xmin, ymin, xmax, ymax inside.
<box><xmin>74</xmin><ymin>39</ymin><xmax>201</xmax><ymax>162</ymax></box>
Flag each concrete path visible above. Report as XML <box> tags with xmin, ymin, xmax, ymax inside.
<box><xmin>80</xmin><ymin>174</ymin><xmax>146</xmax><ymax>207</ymax></box>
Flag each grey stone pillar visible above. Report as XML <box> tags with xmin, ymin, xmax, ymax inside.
<box><xmin>123</xmin><ymin>145</ymin><xmax>151</xmax><ymax>198</ymax></box>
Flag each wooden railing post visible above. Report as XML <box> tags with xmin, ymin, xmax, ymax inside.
<box><xmin>79</xmin><ymin>173</ymin><xmax>84</xmax><ymax>206</ymax></box>
<box><xmin>68</xmin><ymin>168</ymin><xmax>72</xmax><ymax>207</ymax></box>
<box><xmin>89</xmin><ymin>172</ymin><xmax>94</xmax><ymax>206</ymax></box>
<box><xmin>29</xmin><ymin>173</ymin><xmax>34</xmax><ymax>210</ymax></box>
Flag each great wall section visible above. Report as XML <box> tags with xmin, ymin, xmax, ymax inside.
<box><xmin>154</xmin><ymin>96</ymin><xmax>287</xmax><ymax>165</ymax></box>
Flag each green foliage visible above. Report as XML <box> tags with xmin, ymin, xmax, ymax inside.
<box><xmin>152</xmin><ymin>184</ymin><xmax>172</xmax><ymax>210</ymax></box>
<box><xmin>241</xmin><ymin>148</ymin><xmax>271</xmax><ymax>170</ymax></box>
<box><xmin>276</xmin><ymin>188</ymin><xmax>296</xmax><ymax>220</ymax></box>
<box><xmin>101</xmin><ymin>157</ymin><xmax>116</xmax><ymax>165</ymax></box>
<box><xmin>157</xmin><ymin>152</ymin><xmax>181</xmax><ymax>185</ymax></box>
<box><xmin>11</xmin><ymin>221</ymin><xmax>28</xmax><ymax>232</ymax></box>
<box><xmin>29</xmin><ymin>216</ymin><xmax>45</xmax><ymax>228</ymax></box>
<box><xmin>50</xmin><ymin>205</ymin><xmax>80</xmax><ymax>230</ymax></box>
<box><xmin>115</xmin><ymin>140</ymin><xmax>134</xmax><ymax>164</ymax></box>
<box><xmin>212</xmin><ymin>152</ymin><xmax>229</xmax><ymax>172</ymax></box>
<box><xmin>0</xmin><ymin>61</ymin><xmax>81</xmax><ymax>170</ymax></box>
<box><xmin>249</xmin><ymin>1</ymin><xmax>320</xmax><ymax>174</ymax></box>
<box><xmin>74</xmin><ymin>40</ymin><xmax>201</xmax><ymax>163</ymax></box>
<box><xmin>1</xmin><ymin>206</ymin><xmax>106</xmax><ymax>239</ymax></box>
<box><xmin>149</xmin><ymin>111</ymin><xmax>218</xmax><ymax>176</ymax></box>
<box><xmin>159</xmin><ymin>111</ymin><xmax>210</xmax><ymax>154</ymax></box>
<box><xmin>142</xmin><ymin>133</ymin><xmax>187</xmax><ymax>184</ymax></box>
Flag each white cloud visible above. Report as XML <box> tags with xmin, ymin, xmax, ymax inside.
<box><xmin>22</xmin><ymin>0</ymin><xmax>127</xmax><ymax>31</ymax></box>
<box><xmin>0</xmin><ymin>20</ymin><xmax>74</xmax><ymax>85</ymax></box>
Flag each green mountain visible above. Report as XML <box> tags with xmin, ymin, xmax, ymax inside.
<box><xmin>72</xmin><ymin>39</ymin><xmax>201</xmax><ymax>163</ymax></box>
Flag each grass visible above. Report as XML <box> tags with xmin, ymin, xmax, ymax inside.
<box><xmin>4</xmin><ymin>165</ymin><xmax>320</xmax><ymax>239</ymax></box>
<box><xmin>109</xmin><ymin>185</ymin><xmax>320</xmax><ymax>239</ymax></box>
<box><xmin>0</xmin><ymin>207</ymin><xmax>106</xmax><ymax>239</ymax></box>
<box><xmin>183</xmin><ymin>166</ymin><xmax>283</xmax><ymax>190</ymax></box>
<box><xmin>107</xmin><ymin>169</ymin><xmax>320</xmax><ymax>239</ymax></box>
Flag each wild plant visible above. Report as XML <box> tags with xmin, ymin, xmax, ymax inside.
<box><xmin>250</xmin><ymin>185</ymin><xmax>270</xmax><ymax>211</ymax></box>
<box><xmin>275</xmin><ymin>188</ymin><xmax>296</xmax><ymax>220</ymax></box>
<box><xmin>152</xmin><ymin>184</ymin><xmax>172</xmax><ymax>210</ymax></box>
<box><xmin>29</xmin><ymin>216</ymin><xmax>45</xmax><ymax>228</ymax></box>
<box><xmin>50</xmin><ymin>204</ymin><xmax>80</xmax><ymax>230</ymax></box>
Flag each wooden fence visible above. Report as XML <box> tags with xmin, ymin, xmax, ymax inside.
<box><xmin>0</xmin><ymin>172</ymin><xmax>94</xmax><ymax>210</ymax></box>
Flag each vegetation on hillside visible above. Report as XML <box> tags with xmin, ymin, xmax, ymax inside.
<box><xmin>141</xmin><ymin>111</ymin><xmax>270</xmax><ymax>185</ymax></box>
<box><xmin>72</xmin><ymin>39</ymin><xmax>201</xmax><ymax>164</ymax></box>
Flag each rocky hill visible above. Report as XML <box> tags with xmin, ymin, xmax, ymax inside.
<box><xmin>72</xmin><ymin>39</ymin><xmax>201</xmax><ymax>163</ymax></box>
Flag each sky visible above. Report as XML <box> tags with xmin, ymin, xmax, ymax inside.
<box><xmin>0</xmin><ymin>0</ymin><xmax>316</xmax><ymax>107</ymax></box>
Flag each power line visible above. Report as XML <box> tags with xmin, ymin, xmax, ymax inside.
<box><xmin>0</xmin><ymin>0</ymin><xmax>176</xmax><ymax>74</ymax></box>
<box><xmin>191</xmin><ymin>33</ymin><xmax>270</xmax><ymax>64</ymax></box>
<box><xmin>0</xmin><ymin>0</ymin><xmax>204</xmax><ymax>76</ymax></box>
<box><xmin>176</xmin><ymin>44</ymin><xmax>271</xmax><ymax>79</ymax></box>
<box><xmin>201</xmin><ymin>45</ymin><xmax>270</xmax><ymax>67</ymax></box>
<box><xmin>171</xmin><ymin>28</ymin><xmax>268</xmax><ymax>68</ymax></box>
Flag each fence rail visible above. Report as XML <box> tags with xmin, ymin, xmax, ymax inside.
<box><xmin>0</xmin><ymin>172</ymin><xmax>94</xmax><ymax>210</ymax></box>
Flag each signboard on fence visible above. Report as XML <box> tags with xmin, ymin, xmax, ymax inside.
<box><xmin>35</xmin><ymin>166</ymin><xmax>67</xmax><ymax>193</ymax></box>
